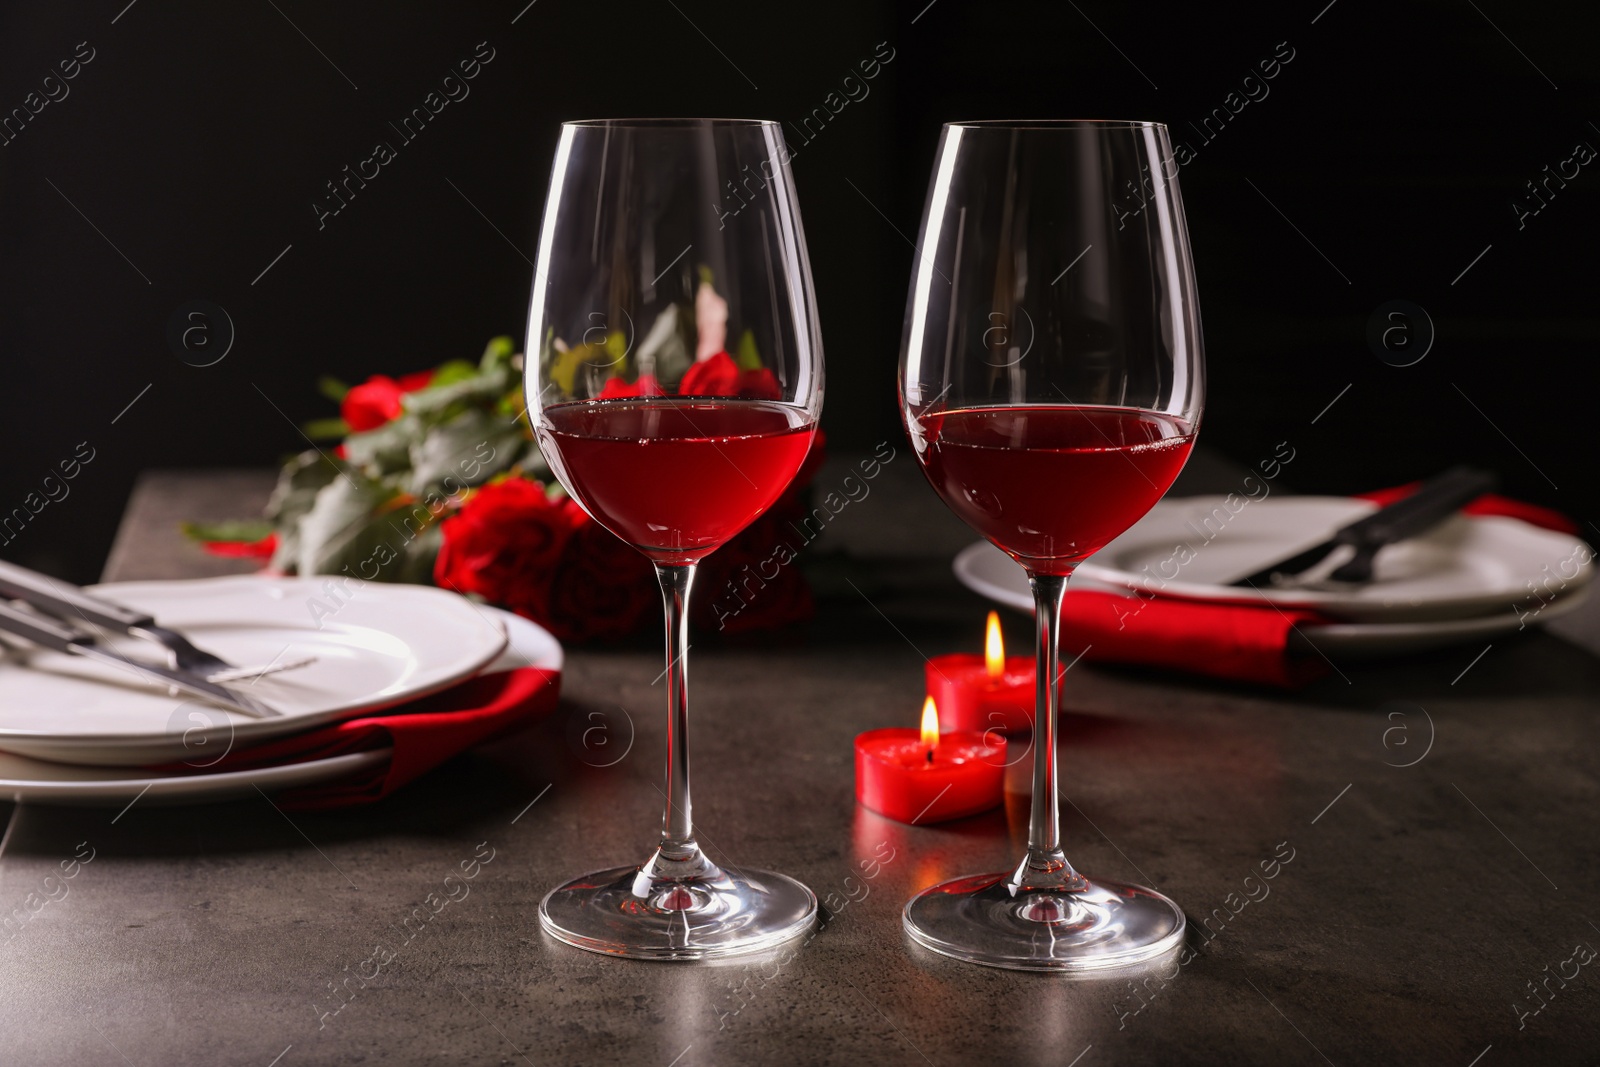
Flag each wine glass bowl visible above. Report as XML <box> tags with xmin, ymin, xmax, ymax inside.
<box><xmin>899</xmin><ymin>120</ymin><xmax>1204</xmax><ymax>971</ymax></box>
<box><xmin>537</xmin><ymin>399</ymin><xmax>815</xmax><ymax>564</ymax></box>
<box><xmin>910</xmin><ymin>405</ymin><xmax>1195</xmax><ymax>575</ymax></box>
<box><xmin>526</xmin><ymin>118</ymin><xmax>822</xmax><ymax>960</ymax></box>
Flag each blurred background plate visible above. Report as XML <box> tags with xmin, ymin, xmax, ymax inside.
<box><xmin>1289</xmin><ymin>587</ymin><xmax>1588</xmax><ymax>658</ymax></box>
<box><xmin>1075</xmin><ymin>497</ymin><xmax>1592</xmax><ymax>622</ymax></box>
<box><xmin>953</xmin><ymin>538</ymin><xmax>1589</xmax><ymax>658</ymax></box>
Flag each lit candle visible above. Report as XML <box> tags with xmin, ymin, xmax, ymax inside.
<box><xmin>854</xmin><ymin>697</ymin><xmax>1006</xmax><ymax>824</ymax></box>
<box><xmin>925</xmin><ymin>612</ymin><xmax>1036</xmax><ymax>736</ymax></box>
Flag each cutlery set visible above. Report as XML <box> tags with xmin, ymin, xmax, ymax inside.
<box><xmin>0</xmin><ymin>559</ymin><xmax>312</xmax><ymax>719</ymax></box>
<box><xmin>1226</xmin><ymin>466</ymin><xmax>1498</xmax><ymax>588</ymax></box>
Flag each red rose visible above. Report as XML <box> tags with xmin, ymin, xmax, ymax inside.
<box><xmin>679</xmin><ymin>351</ymin><xmax>739</xmax><ymax>396</ymax></box>
<box><xmin>434</xmin><ymin>477</ymin><xmax>578</xmax><ymax>623</ymax></box>
<box><xmin>342</xmin><ymin>370</ymin><xmax>436</xmax><ymax>432</ymax></box>
<box><xmin>721</xmin><ymin>548</ymin><xmax>813</xmax><ymax>635</ymax></box>
<box><xmin>545</xmin><ymin>511</ymin><xmax>658</xmax><ymax>642</ymax></box>
<box><xmin>599</xmin><ymin>374</ymin><xmax>664</xmax><ymax>399</ymax></box>
<box><xmin>737</xmin><ymin>367</ymin><xmax>782</xmax><ymax>400</ymax></box>
<box><xmin>688</xmin><ymin>431</ymin><xmax>822</xmax><ymax>634</ymax></box>
<box><xmin>691</xmin><ymin>501</ymin><xmax>814</xmax><ymax>635</ymax></box>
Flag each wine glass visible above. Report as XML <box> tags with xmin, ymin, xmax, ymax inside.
<box><xmin>525</xmin><ymin>118</ymin><xmax>823</xmax><ymax>959</ymax></box>
<box><xmin>898</xmin><ymin>120</ymin><xmax>1204</xmax><ymax>971</ymax></box>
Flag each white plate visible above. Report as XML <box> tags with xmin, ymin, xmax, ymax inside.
<box><xmin>953</xmin><ymin>540</ymin><xmax>1591</xmax><ymax>659</ymax></box>
<box><xmin>0</xmin><ymin>606</ymin><xmax>562</xmax><ymax>804</ymax></box>
<box><xmin>1074</xmin><ymin>496</ymin><xmax>1593</xmax><ymax>622</ymax></box>
<box><xmin>1292</xmin><ymin>587</ymin><xmax>1589</xmax><ymax>658</ymax></box>
<box><xmin>0</xmin><ymin>576</ymin><xmax>510</xmax><ymax>766</ymax></box>
<box><xmin>481</xmin><ymin>608</ymin><xmax>564</xmax><ymax>674</ymax></box>
<box><xmin>0</xmin><ymin>748</ymin><xmax>392</xmax><ymax>806</ymax></box>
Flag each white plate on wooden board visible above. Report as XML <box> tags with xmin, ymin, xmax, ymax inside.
<box><xmin>0</xmin><ymin>576</ymin><xmax>514</xmax><ymax>766</ymax></box>
<box><xmin>954</xmin><ymin>540</ymin><xmax>1590</xmax><ymax>659</ymax></box>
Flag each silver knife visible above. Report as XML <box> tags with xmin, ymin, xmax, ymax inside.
<box><xmin>0</xmin><ymin>599</ymin><xmax>281</xmax><ymax>718</ymax></box>
<box><xmin>1227</xmin><ymin>466</ymin><xmax>1499</xmax><ymax>588</ymax></box>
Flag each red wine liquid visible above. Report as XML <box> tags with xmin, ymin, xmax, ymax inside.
<box><xmin>539</xmin><ymin>399</ymin><xmax>816</xmax><ymax>564</ymax></box>
<box><xmin>913</xmin><ymin>405</ymin><xmax>1194</xmax><ymax>575</ymax></box>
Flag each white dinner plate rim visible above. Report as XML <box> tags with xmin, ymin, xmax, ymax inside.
<box><xmin>0</xmin><ymin>748</ymin><xmax>392</xmax><ymax>805</ymax></box>
<box><xmin>952</xmin><ymin>539</ymin><xmax>1589</xmax><ymax>655</ymax></box>
<box><xmin>0</xmin><ymin>604</ymin><xmax>560</xmax><ymax>800</ymax></box>
<box><xmin>0</xmin><ymin>576</ymin><xmax>512</xmax><ymax>762</ymax></box>
<box><xmin>1074</xmin><ymin>495</ymin><xmax>1591</xmax><ymax>618</ymax></box>
<box><xmin>1308</xmin><ymin>583</ymin><xmax>1588</xmax><ymax>638</ymax></box>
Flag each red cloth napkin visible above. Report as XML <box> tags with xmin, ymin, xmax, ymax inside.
<box><xmin>1056</xmin><ymin>487</ymin><xmax>1576</xmax><ymax>689</ymax></box>
<box><xmin>161</xmin><ymin>667</ymin><xmax>560</xmax><ymax>809</ymax></box>
<box><xmin>1059</xmin><ymin>590</ymin><xmax>1328</xmax><ymax>688</ymax></box>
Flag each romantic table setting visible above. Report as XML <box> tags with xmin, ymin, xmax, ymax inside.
<box><xmin>0</xmin><ymin>450</ymin><xmax>1594</xmax><ymax>1065</ymax></box>
<box><xmin>1</xmin><ymin>118</ymin><xmax>1597</xmax><ymax>1065</ymax></box>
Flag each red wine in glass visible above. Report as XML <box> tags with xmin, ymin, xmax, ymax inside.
<box><xmin>898</xmin><ymin>120</ymin><xmax>1205</xmax><ymax>972</ymax></box>
<box><xmin>528</xmin><ymin>118</ymin><xmax>825</xmax><ymax>962</ymax></box>
<box><xmin>913</xmin><ymin>405</ymin><xmax>1194</xmax><ymax>575</ymax></box>
<box><xmin>539</xmin><ymin>399</ymin><xmax>816</xmax><ymax>564</ymax></box>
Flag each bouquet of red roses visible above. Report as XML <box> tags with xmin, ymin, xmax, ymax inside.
<box><xmin>187</xmin><ymin>336</ymin><xmax>820</xmax><ymax>642</ymax></box>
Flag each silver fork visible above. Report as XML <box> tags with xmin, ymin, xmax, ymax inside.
<box><xmin>0</xmin><ymin>560</ymin><xmax>315</xmax><ymax>683</ymax></box>
<box><xmin>127</xmin><ymin>621</ymin><xmax>316</xmax><ymax>683</ymax></box>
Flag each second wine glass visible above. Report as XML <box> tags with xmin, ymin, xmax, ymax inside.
<box><xmin>526</xmin><ymin>118</ymin><xmax>823</xmax><ymax>960</ymax></box>
<box><xmin>899</xmin><ymin>120</ymin><xmax>1204</xmax><ymax>971</ymax></box>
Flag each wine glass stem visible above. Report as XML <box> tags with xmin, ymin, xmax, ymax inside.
<box><xmin>1017</xmin><ymin>569</ymin><xmax>1081</xmax><ymax>891</ymax></box>
<box><xmin>655</xmin><ymin>562</ymin><xmax>698</xmax><ymax>862</ymax></box>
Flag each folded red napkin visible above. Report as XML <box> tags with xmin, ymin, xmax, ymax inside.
<box><xmin>1056</xmin><ymin>487</ymin><xmax>1575</xmax><ymax>689</ymax></box>
<box><xmin>162</xmin><ymin>667</ymin><xmax>560</xmax><ymax>809</ymax></box>
<box><xmin>1059</xmin><ymin>590</ymin><xmax>1327</xmax><ymax>688</ymax></box>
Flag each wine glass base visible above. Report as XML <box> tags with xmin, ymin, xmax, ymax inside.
<box><xmin>903</xmin><ymin>871</ymin><xmax>1185</xmax><ymax>973</ymax></box>
<box><xmin>540</xmin><ymin>863</ymin><xmax>818</xmax><ymax>961</ymax></box>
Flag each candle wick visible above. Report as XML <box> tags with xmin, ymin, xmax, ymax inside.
<box><xmin>925</xmin><ymin>747</ymin><xmax>934</xmax><ymax>764</ymax></box>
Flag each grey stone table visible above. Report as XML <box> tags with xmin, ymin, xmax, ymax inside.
<box><xmin>3</xmin><ymin>455</ymin><xmax>1598</xmax><ymax>1067</ymax></box>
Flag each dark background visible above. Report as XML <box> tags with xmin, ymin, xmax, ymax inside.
<box><xmin>1</xmin><ymin>0</ymin><xmax>1595</xmax><ymax>582</ymax></box>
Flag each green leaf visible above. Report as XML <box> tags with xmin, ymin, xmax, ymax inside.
<box><xmin>393</xmin><ymin>522</ymin><xmax>443</xmax><ymax>584</ymax></box>
<box><xmin>180</xmin><ymin>520</ymin><xmax>274</xmax><ymax>543</ymax></box>
<box><xmin>293</xmin><ymin>473</ymin><xmax>402</xmax><ymax>577</ymax></box>
<box><xmin>263</xmin><ymin>451</ymin><xmax>342</xmax><ymax>573</ymax></box>
<box><xmin>735</xmin><ymin>328</ymin><xmax>763</xmax><ymax>371</ymax></box>
<box><xmin>637</xmin><ymin>303</ymin><xmax>693</xmax><ymax>388</ymax></box>
<box><xmin>342</xmin><ymin>415</ymin><xmax>418</xmax><ymax>476</ymax></box>
<box><xmin>265</xmin><ymin>450</ymin><xmax>340</xmax><ymax>525</ymax></box>
<box><xmin>301</xmin><ymin>417</ymin><xmax>351</xmax><ymax>441</ymax></box>
<box><xmin>604</xmin><ymin>329</ymin><xmax>628</xmax><ymax>363</ymax></box>
<box><xmin>424</xmin><ymin>359</ymin><xmax>479</xmax><ymax>389</ymax></box>
<box><xmin>480</xmin><ymin>335</ymin><xmax>516</xmax><ymax>372</ymax></box>
<box><xmin>317</xmin><ymin>376</ymin><xmax>350</xmax><ymax>403</ymax></box>
<box><xmin>402</xmin><ymin>368</ymin><xmax>515</xmax><ymax>420</ymax></box>
<box><xmin>408</xmin><ymin>407</ymin><xmax>525</xmax><ymax>496</ymax></box>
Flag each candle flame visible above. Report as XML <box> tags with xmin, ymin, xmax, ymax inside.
<box><xmin>920</xmin><ymin>696</ymin><xmax>940</xmax><ymax>750</ymax></box>
<box><xmin>985</xmin><ymin>611</ymin><xmax>1005</xmax><ymax>679</ymax></box>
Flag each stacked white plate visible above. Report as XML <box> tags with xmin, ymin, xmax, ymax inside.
<box><xmin>0</xmin><ymin>576</ymin><xmax>561</xmax><ymax>804</ymax></box>
<box><xmin>955</xmin><ymin>496</ymin><xmax>1593</xmax><ymax>659</ymax></box>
